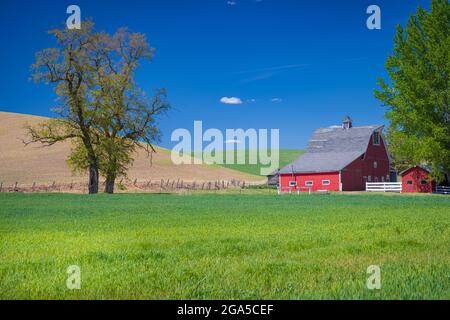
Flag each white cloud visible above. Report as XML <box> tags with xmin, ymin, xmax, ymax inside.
<box><xmin>271</xmin><ymin>98</ymin><xmax>282</xmax><ymax>103</ymax></box>
<box><xmin>227</xmin><ymin>1</ymin><xmax>237</xmax><ymax>5</ymax></box>
<box><xmin>220</xmin><ymin>97</ymin><xmax>243</xmax><ymax>105</ymax></box>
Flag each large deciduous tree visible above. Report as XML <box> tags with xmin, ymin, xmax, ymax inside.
<box><xmin>375</xmin><ymin>0</ymin><xmax>449</xmax><ymax>182</ymax></box>
<box><xmin>28</xmin><ymin>22</ymin><xmax>101</xmax><ymax>193</ymax></box>
<box><xmin>26</xmin><ymin>22</ymin><xmax>169</xmax><ymax>194</ymax></box>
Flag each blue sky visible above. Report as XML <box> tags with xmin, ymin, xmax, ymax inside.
<box><xmin>0</xmin><ymin>0</ymin><xmax>428</xmax><ymax>149</ymax></box>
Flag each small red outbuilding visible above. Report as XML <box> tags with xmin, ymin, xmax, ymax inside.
<box><xmin>400</xmin><ymin>166</ymin><xmax>435</xmax><ymax>193</ymax></box>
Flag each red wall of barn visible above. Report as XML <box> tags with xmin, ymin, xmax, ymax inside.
<box><xmin>401</xmin><ymin>167</ymin><xmax>435</xmax><ymax>193</ymax></box>
<box><xmin>341</xmin><ymin>134</ymin><xmax>390</xmax><ymax>191</ymax></box>
<box><xmin>280</xmin><ymin>172</ymin><xmax>340</xmax><ymax>192</ymax></box>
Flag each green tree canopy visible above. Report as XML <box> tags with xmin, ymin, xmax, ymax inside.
<box><xmin>26</xmin><ymin>21</ymin><xmax>169</xmax><ymax>193</ymax></box>
<box><xmin>375</xmin><ymin>0</ymin><xmax>449</xmax><ymax>182</ymax></box>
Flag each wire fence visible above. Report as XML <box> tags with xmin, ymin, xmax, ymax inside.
<box><xmin>0</xmin><ymin>178</ymin><xmax>262</xmax><ymax>194</ymax></box>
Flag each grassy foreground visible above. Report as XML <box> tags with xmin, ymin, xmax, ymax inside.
<box><xmin>0</xmin><ymin>192</ymin><xmax>449</xmax><ymax>299</ymax></box>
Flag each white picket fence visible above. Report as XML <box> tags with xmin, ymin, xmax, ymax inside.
<box><xmin>366</xmin><ymin>182</ymin><xmax>402</xmax><ymax>193</ymax></box>
<box><xmin>435</xmin><ymin>186</ymin><xmax>450</xmax><ymax>195</ymax></box>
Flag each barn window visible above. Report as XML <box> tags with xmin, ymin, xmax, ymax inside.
<box><xmin>373</xmin><ymin>132</ymin><xmax>380</xmax><ymax>145</ymax></box>
<box><xmin>322</xmin><ymin>180</ymin><xmax>330</xmax><ymax>186</ymax></box>
<box><xmin>406</xmin><ymin>180</ymin><xmax>413</xmax><ymax>185</ymax></box>
<box><xmin>420</xmin><ymin>180</ymin><xmax>428</xmax><ymax>185</ymax></box>
<box><xmin>289</xmin><ymin>181</ymin><xmax>297</xmax><ymax>187</ymax></box>
<box><xmin>381</xmin><ymin>176</ymin><xmax>385</xmax><ymax>182</ymax></box>
<box><xmin>305</xmin><ymin>181</ymin><xmax>313</xmax><ymax>187</ymax></box>
<box><xmin>374</xmin><ymin>177</ymin><xmax>379</xmax><ymax>182</ymax></box>
<box><xmin>368</xmin><ymin>176</ymin><xmax>372</xmax><ymax>182</ymax></box>
<box><xmin>373</xmin><ymin>161</ymin><xmax>378</xmax><ymax>169</ymax></box>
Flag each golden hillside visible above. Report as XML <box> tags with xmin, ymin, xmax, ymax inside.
<box><xmin>0</xmin><ymin>112</ymin><xmax>264</xmax><ymax>186</ymax></box>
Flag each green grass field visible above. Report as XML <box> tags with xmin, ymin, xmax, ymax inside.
<box><xmin>0</xmin><ymin>192</ymin><xmax>449</xmax><ymax>299</ymax></box>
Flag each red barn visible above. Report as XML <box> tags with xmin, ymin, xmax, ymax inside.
<box><xmin>279</xmin><ymin>116</ymin><xmax>390</xmax><ymax>192</ymax></box>
<box><xmin>400</xmin><ymin>166</ymin><xmax>435</xmax><ymax>193</ymax></box>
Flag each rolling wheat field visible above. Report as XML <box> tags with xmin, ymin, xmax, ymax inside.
<box><xmin>0</xmin><ymin>192</ymin><xmax>449</xmax><ymax>299</ymax></box>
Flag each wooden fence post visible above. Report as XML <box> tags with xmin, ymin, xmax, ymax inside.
<box><xmin>0</xmin><ymin>182</ymin><xmax>3</xmax><ymax>193</ymax></box>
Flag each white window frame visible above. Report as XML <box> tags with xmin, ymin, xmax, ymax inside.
<box><xmin>381</xmin><ymin>176</ymin><xmax>385</xmax><ymax>182</ymax></box>
<box><xmin>322</xmin><ymin>180</ymin><xmax>330</xmax><ymax>186</ymax></box>
<box><xmin>289</xmin><ymin>181</ymin><xmax>297</xmax><ymax>187</ymax></box>
<box><xmin>368</xmin><ymin>176</ymin><xmax>372</xmax><ymax>182</ymax></box>
<box><xmin>305</xmin><ymin>181</ymin><xmax>313</xmax><ymax>187</ymax></box>
<box><xmin>373</xmin><ymin>161</ymin><xmax>378</xmax><ymax>169</ymax></box>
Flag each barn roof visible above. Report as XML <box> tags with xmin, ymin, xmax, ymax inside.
<box><xmin>279</xmin><ymin>125</ymin><xmax>383</xmax><ymax>174</ymax></box>
<box><xmin>399</xmin><ymin>165</ymin><xmax>432</xmax><ymax>176</ymax></box>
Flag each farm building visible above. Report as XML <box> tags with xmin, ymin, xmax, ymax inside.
<box><xmin>267</xmin><ymin>169</ymin><xmax>280</xmax><ymax>186</ymax></box>
<box><xmin>400</xmin><ymin>166</ymin><xmax>435</xmax><ymax>193</ymax></box>
<box><xmin>279</xmin><ymin>116</ymin><xmax>390</xmax><ymax>192</ymax></box>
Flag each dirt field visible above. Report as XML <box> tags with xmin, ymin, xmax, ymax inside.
<box><xmin>0</xmin><ymin>112</ymin><xmax>264</xmax><ymax>188</ymax></box>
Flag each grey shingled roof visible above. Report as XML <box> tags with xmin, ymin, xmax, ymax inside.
<box><xmin>279</xmin><ymin>125</ymin><xmax>383</xmax><ymax>174</ymax></box>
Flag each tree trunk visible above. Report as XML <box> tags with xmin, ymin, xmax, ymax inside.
<box><xmin>446</xmin><ymin>170</ymin><xmax>450</xmax><ymax>185</ymax></box>
<box><xmin>88</xmin><ymin>165</ymin><xmax>99</xmax><ymax>194</ymax></box>
<box><xmin>104</xmin><ymin>174</ymin><xmax>116</xmax><ymax>194</ymax></box>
